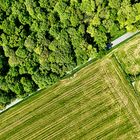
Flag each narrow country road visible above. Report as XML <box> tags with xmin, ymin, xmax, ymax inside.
<box><xmin>111</xmin><ymin>31</ymin><xmax>139</xmax><ymax>47</ymax></box>
<box><xmin>0</xmin><ymin>31</ymin><xmax>139</xmax><ymax>113</ymax></box>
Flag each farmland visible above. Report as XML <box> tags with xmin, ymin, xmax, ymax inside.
<box><xmin>1</xmin><ymin>33</ymin><xmax>140</xmax><ymax>139</ymax></box>
<box><xmin>114</xmin><ymin>33</ymin><xmax>140</xmax><ymax>94</ymax></box>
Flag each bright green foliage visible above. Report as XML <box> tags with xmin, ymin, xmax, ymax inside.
<box><xmin>0</xmin><ymin>0</ymin><xmax>140</xmax><ymax>107</ymax></box>
<box><xmin>80</xmin><ymin>0</ymin><xmax>95</xmax><ymax>16</ymax></box>
<box><xmin>0</xmin><ymin>0</ymin><xmax>11</xmax><ymax>11</ymax></box>
<box><xmin>21</xmin><ymin>77</ymin><xmax>37</xmax><ymax>93</ymax></box>
<box><xmin>16</xmin><ymin>47</ymin><xmax>28</xmax><ymax>59</ymax></box>
<box><xmin>109</xmin><ymin>0</ymin><xmax>121</xmax><ymax>9</ymax></box>
<box><xmin>24</xmin><ymin>35</ymin><xmax>36</xmax><ymax>52</ymax></box>
<box><xmin>0</xmin><ymin>91</ymin><xmax>11</xmax><ymax>109</ymax></box>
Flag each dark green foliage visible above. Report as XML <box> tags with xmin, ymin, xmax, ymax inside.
<box><xmin>0</xmin><ymin>0</ymin><xmax>11</xmax><ymax>11</ymax></box>
<box><xmin>20</xmin><ymin>76</ymin><xmax>37</xmax><ymax>93</ymax></box>
<box><xmin>0</xmin><ymin>90</ymin><xmax>11</xmax><ymax>109</ymax></box>
<box><xmin>0</xmin><ymin>0</ymin><xmax>140</xmax><ymax>108</ymax></box>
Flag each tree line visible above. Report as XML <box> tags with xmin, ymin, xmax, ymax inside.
<box><xmin>0</xmin><ymin>0</ymin><xmax>140</xmax><ymax>108</ymax></box>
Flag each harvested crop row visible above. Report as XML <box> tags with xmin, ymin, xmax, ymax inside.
<box><xmin>1</xmin><ymin>38</ymin><xmax>140</xmax><ymax>139</ymax></box>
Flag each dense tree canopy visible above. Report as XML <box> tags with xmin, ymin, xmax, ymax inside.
<box><xmin>0</xmin><ymin>0</ymin><xmax>140</xmax><ymax>108</ymax></box>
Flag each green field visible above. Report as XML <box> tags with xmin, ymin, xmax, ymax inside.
<box><xmin>114</xmin><ymin>33</ymin><xmax>140</xmax><ymax>94</ymax></box>
<box><xmin>1</xmin><ymin>35</ymin><xmax>140</xmax><ymax>139</ymax></box>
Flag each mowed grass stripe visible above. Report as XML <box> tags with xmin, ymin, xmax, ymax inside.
<box><xmin>0</xmin><ymin>66</ymin><xmax>100</xmax><ymax>124</ymax></box>
<box><xmin>92</xmin><ymin>59</ymin><xmax>140</xmax><ymax>138</ymax></box>
<box><xmin>1</xmin><ymin>34</ymin><xmax>140</xmax><ymax>140</ymax></box>
<box><xmin>0</xmin><ymin>84</ymin><xmax>61</xmax><ymax>121</ymax></box>
<box><xmin>89</xmin><ymin>119</ymin><xmax>133</xmax><ymax>140</ymax></box>
<box><xmin>1</xmin><ymin>85</ymin><xmax>104</xmax><ymax>138</ymax></box>
<box><xmin>71</xmin><ymin>61</ymin><xmax>100</xmax><ymax>80</ymax></box>
<box><xmin>69</xmin><ymin>91</ymin><xmax>127</xmax><ymax>139</ymax></box>
<box><xmin>116</xmin><ymin>133</ymin><xmax>135</xmax><ymax>140</ymax></box>
<box><xmin>26</xmin><ymin>95</ymin><xmax>118</xmax><ymax>140</ymax></box>
<box><xmin>89</xmin><ymin>107</ymin><xmax>135</xmax><ymax>139</ymax></box>
<box><xmin>2</xmin><ymin>83</ymin><xmax>109</xmax><ymax>139</ymax></box>
<box><xmin>110</xmin><ymin>58</ymin><xmax>140</xmax><ymax>129</ymax></box>
<box><xmin>2</xmin><ymin>78</ymin><xmax>104</xmax><ymax>135</ymax></box>
<box><xmin>4</xmin><ymin>85</ymin><xmax>110</xmax><ymax>139</ymax></box>
<box><xmin>0</xmin><ymin>58</ymin><xmax>139</xmax><ymax>140</ymax></box>
<box><xmin>0</xmin><ymin>65</ymin><xmax>100</xmax><ymax>123</ymax></box>
<box><xmin>3</xmin><ymin>91</ymin><xmax>109</xmax><ymax>140</ymax></box>
<box><xmin>104</xmin><ymin>58</ymin><xmax>140</xmax><ymax>136</ymax></box>
<box><xmin>0</xmin><ymin>68</ymin><xmax>103</xmax><ymax>119</ymax></box>
<box><xmin>24</xmin><ymin>98</ymin><xmax>110</xmax><ymax>140</ymax></box>
<box><xmin>101</xmin><ymin>121</ymin><xmax>136</xmax><ymax>140</ymax></box>
<box><xmin>113</xmin><ymin>55</ymin><xmax>140</xmax><ymax>112</ymax></box>
<box><xmin>81</xmin><ymin>115</ymin><xmax>128</xmax><ymax>140</ymax></box>
<box><xmin>102</xmin><ymin>59</ymin><xmax>140</xmax><ymax>134</ymax></box>
<box><xmin>103</xmin><ymin>63</ymin><xmax>139</xmax><ymax>136</ymax></box>
<box><xmin>69</xmin><ymin>109</ymin><xmax>120</xmax><ymax>140</ymax></box>
<box><xmin>1</xmin><ymin>71</ymin><xmax>101</xmax><ymax>129</ymax></box>
<box><xmin>11</xmin><ymin>96</ymin><xmax>110</xmax><ymax>140</ymax></box>
<box><xmin>63</xmin><ymin>68</ymin><xmax>104</xmax><ymax>90</ymax></box>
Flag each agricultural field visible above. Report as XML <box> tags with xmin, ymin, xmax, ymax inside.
<box><xmin>114</xmin><ymin>33</ymin><xmax>140</xmax><ymax>94</ymax></box>
<box><xmin>1</xmin><ymin>34</ymin><xmax>140</xmax><ymax>139</ymax></box>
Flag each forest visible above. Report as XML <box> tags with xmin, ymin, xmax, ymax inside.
<box><xmin>0</xmin><ymin>0</ymin><xmax>140</xmax><ymax>108</ymax></box>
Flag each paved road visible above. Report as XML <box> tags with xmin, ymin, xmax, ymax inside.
<box><xmin>0</xmin><ymin>31</ymin><xmax>139</xmax><ymax>113</ymax></box>
<box><xmin>0</xmin><ymin>98</ymin><xmax>22</xmax><ymax>113</ymax></box>
<box><xmin>111</xmin><ymin>31</ymin><xmax>139</xmax><ymax>47</ymax></box>
<box><xmin>0</xmin><ymin>90</ymin><xmax>41</xmax><ymax>113</ymax></box>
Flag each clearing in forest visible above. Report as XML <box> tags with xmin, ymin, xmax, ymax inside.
<box><xmin>1</xmin><ymin>34</ymin><xmax>140</xmax><ymax>139</ymax></box>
